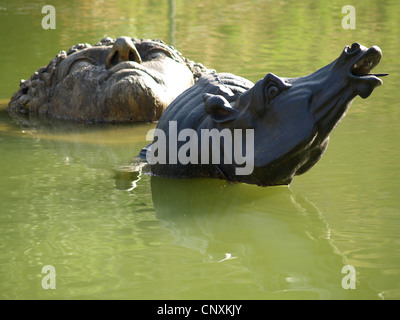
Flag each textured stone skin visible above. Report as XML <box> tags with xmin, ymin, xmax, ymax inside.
<box><xmin>7</xmin><ymin>37</ymin><xmax>210</xmax><ymax>123</ymax></box>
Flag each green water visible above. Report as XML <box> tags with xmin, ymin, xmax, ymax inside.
<box><xmin>0</xmin><ymin>0</ymin><xmax>399</xmax><ymax>299</ymax></box>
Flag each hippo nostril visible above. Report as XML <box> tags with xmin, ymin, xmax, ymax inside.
<box><xmin>350</xmin><ymin>43</ymin><xmax>360</xmax><ymax>51</ymax></box>
<box><xmin>345</xmin><ymin>42</ymin><xmax>361</xmax><ymax>55</ymax></box>
<box><xmin>105</xmin><ymin>36</ymin><xmax>142</xmax><ymax>69</ymax></box>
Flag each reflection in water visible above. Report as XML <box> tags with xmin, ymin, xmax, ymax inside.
<box><xmin>2</xmin><ymin>109</ymin><xmax>154</xmax><ymax>167</ymax></box>
<box><xmin>151</xmin><ymin>178</ymin><xmax>342</xmax><ymax>298</ymax></box>
<box><xmin>0</xmin><ymin>105</ymin><xmax>391</xmax><ymax>299</ymax></box>
<box><xmin>112</xmin><ymin>161</ymin><xmax>148</xmax><ymax>191</ymax></box>
<box><xmin>113</xmin><ymin>164</ymin><xmax>379</xmax><ymax>299</ymax></box>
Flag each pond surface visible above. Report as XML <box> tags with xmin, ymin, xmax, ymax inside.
<box><xmin>0</xmin><ymin>0</ymin><xmax>399</xmax><ymax>299</ymax></box>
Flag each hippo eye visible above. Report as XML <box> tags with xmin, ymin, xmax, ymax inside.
<box><xmin>267</xmin><ymin>85</ymin><xmax>280</xmax><ymax>99</ymax></box>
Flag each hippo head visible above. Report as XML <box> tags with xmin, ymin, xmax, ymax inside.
<box><xmin>7</xmin><ymin>37</ymin><xmax>209</xmax><ymax>123</ymax></box>
<box><xmin>205</xmin><ymin>43</ymin><xmax>386</xmax><ymax>186</ymax></box>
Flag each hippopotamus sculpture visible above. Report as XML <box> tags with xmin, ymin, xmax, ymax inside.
<box><xmin>139</xmin><ymin>43</ymin><xmax>387</xmax><ymax>186</ymax></box>
<box><xmin>7</xmin><ymin>36</ymin><xmax>210</xmax><ymax>123</ymax></box>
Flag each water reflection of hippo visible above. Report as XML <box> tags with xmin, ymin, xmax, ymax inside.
<box><xmin>7</xmin><ymin>37</ymin><xmax>210</xmax><ymax>123</ymax></box>
<box><xmin>140</xmin><ymin>43</ymin><xmax>387</xmax><ymax>186</ymax></box>
<box><xmin>109</xmin><ymin>167</ymin><xmax>380</xmax><ymax>298</ymax></box>
<box><xmin>143</xmin><ymin>176</ymin><xmax>378</xmax><ymax>298</ymax></box>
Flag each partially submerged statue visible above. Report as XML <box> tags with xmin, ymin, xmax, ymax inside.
<box><xmin>139</xmin><ymin>43</ymin><xmax>387</xmax><ymax>186</ymax></box>
<box><xmin>7</xmin><ymin>37</ymin><xmax>209</xmax><ymax>122</ymax></box>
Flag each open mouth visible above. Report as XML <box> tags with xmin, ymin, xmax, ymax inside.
<box><xmin>350</xmin><ymin>46</ymin><xmax>388</xmax><ymax>81</ymax></box>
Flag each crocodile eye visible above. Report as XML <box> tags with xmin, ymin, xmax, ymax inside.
<box><xmin>267</xmin><ymin>85</ymin><xmax>280</xmax><ymax>99</ymax></box>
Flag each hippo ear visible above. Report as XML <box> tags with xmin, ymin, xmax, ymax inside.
<box><xmin>203</xmin><ymin>93</ymin><xmax>239</xmax><ymax>123</ymax></box>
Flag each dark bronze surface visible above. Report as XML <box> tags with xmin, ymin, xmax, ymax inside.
<box><xmin>140</xmin><ymin>43</ymin><xmax>386</xmax><ymax>186</ymax></box>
